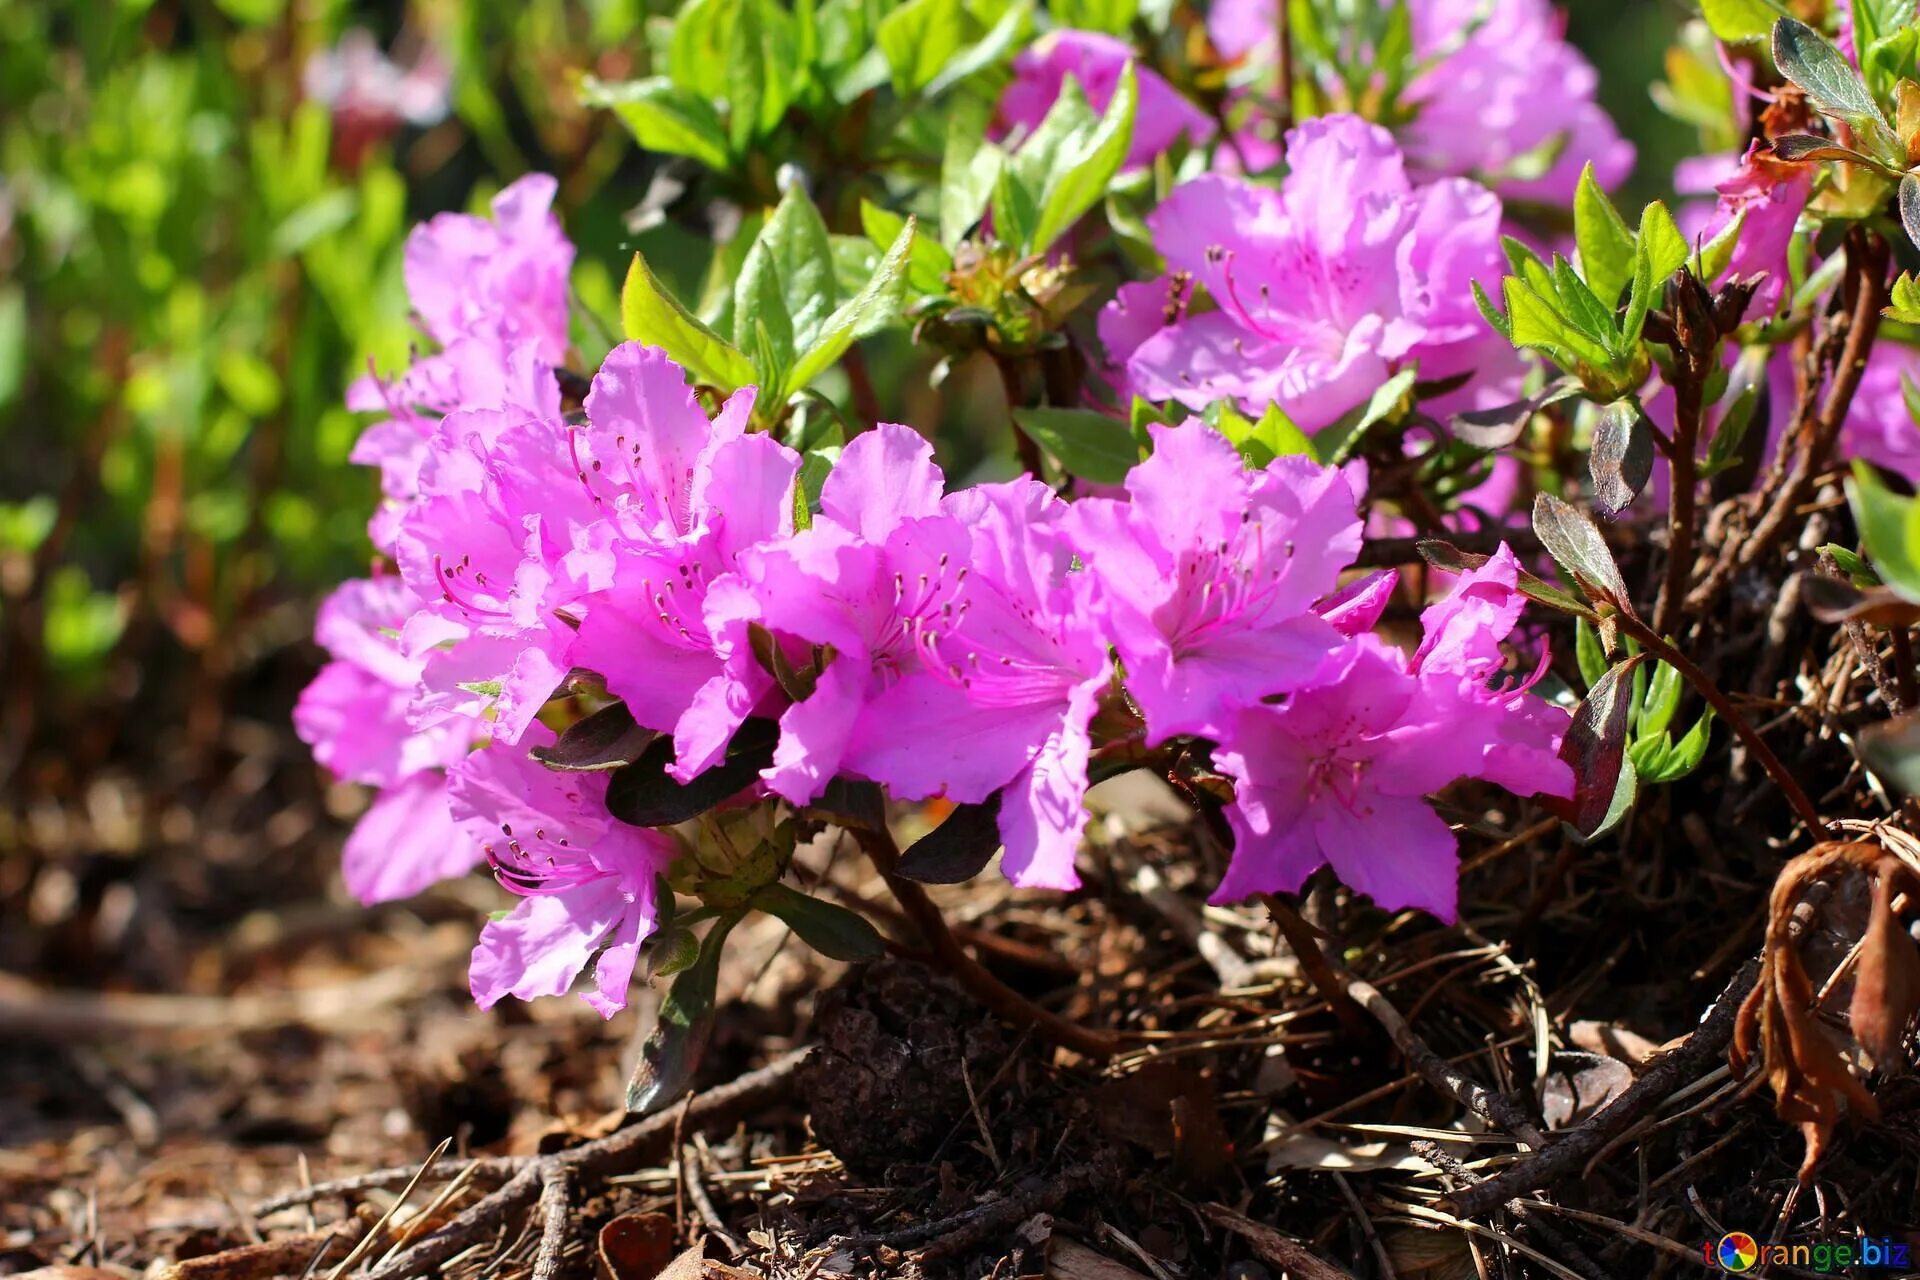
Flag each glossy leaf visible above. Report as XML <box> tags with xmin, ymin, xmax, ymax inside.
<box><xmin>620</xmin><ymin>251</ymin><xmax>756</xmax><ymax>391</ymax></box>
<box><xmin>606</xmin><ymin>719</ymin><xmax>781</xmax><ymax>828</ymax></box>
<box><xmin>1573</xmin><ymin>162</ymin><xmax>1635</xmax><ymax>306</ymax></box>
<box><xmin>895</xmin><ymin>797</ymin><xmax>1004</xmax><ymax>883</ymax></box>
<box><xmin>750</xmin><ymin>881</ymin><xmax>885</xmax><ymax>960</ymax></box>
<box><xmin>532</xmin><ymin>702</ymin><xmax>657</xmax><ymax>772</ymax></box>
<box><xmin>1014</xmin><ymin>407</ymin><xmax>1141</xmax><ymax>483</ymax></box>
<box><xmin>627</xmin><ymin>914</ymin><xmax>738</xmax><ymax>1114</ymax></box>
<box><xmin>1532</xmin><ymin>491</ymin><xmax>1636</xmax><ymax>612</ymax></box>
<box><xmin>1589</xmin><ymin>400</ymin><xmax>1653</xmax><ymax>516</ymax></box>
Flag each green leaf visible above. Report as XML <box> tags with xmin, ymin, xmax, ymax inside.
<box><xmin>749</xmin><ymin>881</ymin><xmax>885</xmax><ymax>960</ymax></box>
<box><xmin>1051</xmin><ymin>0</ymin><xmax>1139</xmax><ymax>32</ymax></box>
<box><xmin>1901</xmin><ymin>173</ymin><xmax>1920</xmax><ymax>251</ymax></box>
<box><xmin>876</xmin><ymin>0</ymin><xmax>968</xmax><ymax>96</ymax></box>
<box><xmin>1314</xmin><ymin>366</ymin><xmax>1420</xmax><ymax>465</ymax></box>
<box><xmin>1026</xmin><ymin>62</ymin><xmax>1137</xmax><ymax>254</ymax></box>
<box><xmin>1573</xmin><ymin>161</ymin><xmax>1635</xmax><ymax>307</ymax></box>
<box><xmin>1504</xmin><ymin>278</ymin><xmax>1612</xmax><ymax>373</ymax></box>
<box><xmin>1702</xmin><ymin>0</ymin><xmax>1784</xmax><ymax>42</ymax></box>
<box><xmin>1588</xmin><ymin>399</ymin><xmax>1653</xmax><ymax>516</ymax></box>
<box><xmin>531</xmin><ymin>702</ymin><xmax>657</xmax><ymax>772</ymax></box>
<box><xmin>627</xmin><ymin>914</ymin><xmax>739</xmax><ymax>1113</ymax></box>
<box><xmin>1013</xmin><ymin>407</ymin><xmax>1141</xmax><ymax>482</ymax></box>
<box><xmin>1211</xmin><ymin>399</ymin><xmax>1315</xmax><ymax>466</ymax></box>
<box><xmin>750</xmin><ymin>186</ymin><xmax>839</xmax><ymax>356</ymax></box>
<box><xmin>606</xmin><ymin>720</ymin><xmax>781</xmax><ymax>827</ymax></box>
<box><xmin>860</xmin><ymin>200</ymin><xmax>949</xmax><ymax>295</ymax></box>
<box><xmin>1473</xmin><ymin>280</ymin><xmax>1514</xmax><ymax>341</ymax></box>
<box><xmin>1703</xmin><ymin>345</ymin><xmax>1768</xmax><ymax>478</ymax></box>
<box><xmin>1550</xmin><ymin>255</ymin><xmax>1620</xmax><ymax>346</ymax></box>
<box><xmin>1695</xmin><ymin>208</ymin><xmax>1747</xmax><ymax>282</ymax></box>
<box><xmin>1772</xmin><ymin>17</ymin><xmax>1898</xmax><ymax>157</ymax></box>
<box><xmin>1639</xmin><ymin>659</ymin><xmax>1685</xmax><ymax>739</ymax></box>
<box><xmin>924</xmin><ymin>0</ymin><xmax>1033</xmax><ymax>98</ymax></box>
<box><xmin>788</xmin><ymin>216</ymin><xmax>915</xmax><ymax>392</ymax></box>
<box><xmin>1637</xmin><ymin>200</ymin><xmax>1692</xmax><ymax>284</ymax></box>
<box><xmin>1847</xmin><ymin>461</ymin><xmax>1920</xmax><ymax>602</ymax></box>
<box><xmin>582</xmin><ymin>75</ymin><xmax>732</xmax><ymax>171</ymax></box>
<box><xmin>1532</xmin><ymin>491</ymin><xmax>1636</xmax><ymax>612</ymax></box>
<box><xmin>1638</xmin><ymin>707</ymin><xmax>1714</xmax><ymax>783</ymax></box>
<box><xmin>1575</xmin><ymin>618</ymin><xmax>1608</xmax><ymax>688</ymax></box>
<box><xmin>621</xmin><ymin>251</ymin><xmax>756</xmax><ymax>391</ymax></box>
<box><xmin>941</xmin><ymin>105</ymin><xmax>1004</xmax><ymax>249</ymax></box>
<box><xmin>1887</xmin><ymin>272</ymin><xmax>1920</xmax><ymax>324</ymax></box>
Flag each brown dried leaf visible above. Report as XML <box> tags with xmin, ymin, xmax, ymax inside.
<box><xmin>1849</xmin><ymin>860</ymin><xmax>1920</xmax><ymax>1063</ymax></box>
<box><xmin>598</xmin><ymin>1212</ymin><xmax>678</xmax><ymax>1280</ymax></box>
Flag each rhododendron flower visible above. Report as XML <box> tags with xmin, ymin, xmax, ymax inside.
<box><xmin>294</xmin><ymin>577</ymin><xmax>484</xmax><ymax>906</ymax></box>
<box><xmin>569</xmin><ymin>344</ymin><xmax>799</xmax><ymax>779</ymax></box>
<box><xmin>845</xmin><ymin>480</ymin><xmax>1112</xmax><ymax>889</ymax></box>
<box><xmin>1064</xmin><ymin>423</ymin><xmax>1361</xmax><ymax>740</ymax></box>
<box><xmin>404</xmin><ymin>173</ymin><xmax>575</xmax><ymax>363</ymax></box>
<box><xmin>704</xmin><ymin>424</ymin><xmax>967</xmax><ymax>804</ymax></box>
<box><xmin>1841</xmin><ymin>343</ymin><xmax>1920</xmax><ymax>485</ymax></box>
<box><xmin>1208</xmin><ymin>0</ymin><xmax>1631</xmax><ymax>203</ymax></box>
<box><xmin>999</xmin><ymin>30</ymin><xmax>1214</xmax><ymax>167</ymax></box>
<box><xmin>1212</xmin><ymin>544</ymin><xmax>1571</xmax><ymax>919</ymax></box>
<box><xmin>1702</xmin><ymin>143</ymin><xmax>1812</xmax><ymax>315</ymax></box>
<box><xmin>1108</xmin><ymin>116</ymin><xmax>1521</xmax><ymax>427</ymax></box>
<box><xmin>457</xmin><ymin>724</ymin><xmax>679</xmax><ymax>1017</ymax></box>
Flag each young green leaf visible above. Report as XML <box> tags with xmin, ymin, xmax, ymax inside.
<box><xmin>620</xmin><ymin>251</ymin><xmax>756</xmax><ymax>391</ymax></box>
<box><xmin>581</xmin><ymin>76</ymin><xmax>732</xmax><ymax>171</ymax></box>
<box><xmin>787</xmin><ymin>215</ymin><xmax>915</xmax><ymax>393</ymax></box>
<box><xmin>1013</xmin><ymin>407</ymin><xmax>1141</xmax><ymax>483</ymax></box>
<box><xmin>876</xmin><ymin>0</ymin><xmax>968</xmax><ymax>96</ymax></box>
<box><xmin>1573</xmin><ymin>161</ymin><xmax>1635</xmax><ymax>306</ymax></box>
<box><xmin>1702</xmin><ymin>0</ymin><xmax>1784</xmax><ymax>42</ymax></box>
<box><xmin>1847</xmin><ymin>461</ymin><xmax>1920</xmax><ymax>602</ymax></box>
<box><xmin>1026</xmin><ymin>62</ymin><xmax>1138</xmax><ymax>254</ymax></box>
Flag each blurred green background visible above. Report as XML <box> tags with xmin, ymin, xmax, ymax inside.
<box><xmin>0</xmin><ymin>0</ymin><xmax>1683</xmax><ymax>770</ymax></box>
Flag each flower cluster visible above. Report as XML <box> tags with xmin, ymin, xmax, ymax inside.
<box><xmin>1098</xmin><ymin>114</ymin><xmax>1523</xmax><ymax>430</ymax></box>
<box><xmin>298</xmin><ymin>177</ymin><xmax>1574</xmax><ymax>1015</ymax></box>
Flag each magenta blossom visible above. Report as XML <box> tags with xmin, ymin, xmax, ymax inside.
<box><xmin>1702</xmin><ymin>142</ymin><xmax>1812</xmax><ymax>316</ymax></box>
<box><xmin>1064</xmin><ymin>423</ymin><xmax>1361</xmax><ymax>740</ymax></box>
<box><xmin>1108</xmin><ymin>115</ymin><xmax>1521</xmax><ymax>428</ymax></box>
<box><xmin>1208</xmin><ymin>0</ymin><xmax>1631</xmax><ymax>204</ymax></box>
<box><xmin>704</xmin><ymin>424</ymin><xmax>970</xmax><ymax>805</ymax></box>
<box><xmin>294</xmin><ymin>576</ymin><xmax>484</xmax><ymax>906</ymax></box>
<box><xmin>455</xmin><ymin>723</ymin><xmax>680</xmax><ymax>1017</ymax></box>
<box><xmin>999</xmin><ymin>30</ymin><xmax>1214</xmax><ymax>167</ymax></box>
<box><xmin>404</xmin><ymin>173</ymin><xmax>575</xmax><ymax>364</ymax></box>
<box><xmin>843</xmin><ymin>480</ymin><xmax>1113</xmax><ymax>889</ymax></box>
<box><xmin>569</xmin><ymin>344</ymin><xmax>800</xmax><ymax>780</ymax></box>
<box><xmin>1841</xmin><ymin>342</ymin><xmax>1920</xmax><ymax>485</ymax></box>
<box><xmin>1212</xmin><ymin>544</ymin><xmax>1572</xmax><ymax>919</ymax></box>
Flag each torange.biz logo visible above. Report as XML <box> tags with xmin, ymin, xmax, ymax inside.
<box><xmin>1707</xmin><ymin>1231</ymin><xmax>1911</xmax><ymax>1272</ymax></box>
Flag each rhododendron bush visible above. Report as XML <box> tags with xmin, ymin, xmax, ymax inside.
<box><xmin>295</xmin><ymin>0</ymin><xmax>1920</xmax><ymax>1163</ymax></box>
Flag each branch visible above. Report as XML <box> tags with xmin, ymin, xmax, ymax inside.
<box><xmin>1612</xmin><ymin>614</ymin><xmax>1826</xmax><ymax>835</ymax></box>
<box><xmin>1441</xmin><ymin>958</ymin><xmax>1758</xmax><ymax>1218</ymax></box>
<box><xmin>855</xmin><ymin>827</ymin><xmax>1124</xmax><ymax>1059</ymax></box>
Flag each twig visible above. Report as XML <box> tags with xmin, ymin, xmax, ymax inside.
<box><xmin>852</xmin><ymin>1159</ymin><xmax>1118</xmax><ymax>1258</ymax></box>
<box><xmin>1343</xmin><ymin>973</ymin><xmax>1547</xmax><ymax>1149</ymax></box>
<box><xmin>855</xmin><ymin>827</ymin><xmax>1124</xmax><ymax>1059</ymax></box>
<box><xmin>1200</xmin><ymin>1203</ymin><xmax>1356</xmax><ymax>1280</ymax></box>
<box><xmin>1442</xmin><ymin>958</ymin><xmax>1759</xmax><ymax>1218</ymax></box>
<box><xmin>256</xmin><ymin>1158</ymin><xmax>518</xmax><ymax>1217</ymax></box>
<box><xmin>1262</xmin><ymin>896</ymin><xmax>1369</xmax><ymax>1036</ymax></box>
<box><xmin>530</xmin><ymin>1167</ymin><xmax>570</xmax><ymax>1280</ymax></box>
<box><xmin>1610</xmin><ymin>615</ymin><xmax>1825</xmax><ymax>835</ymax></box>
<box><xmin>361</xmin><ymin>1049</ymin><xmax>807</xmax><ymax>1280</ymax></box>
<box><xmin>1411</xmin><ymin>1141</ymin><xmax>1610</xmax><ymax>1280</ymax></box>
<box><xmin>1655</xmin><ymin>326</ymin><xmax>1707</xmax><ymax>638</ymax></box>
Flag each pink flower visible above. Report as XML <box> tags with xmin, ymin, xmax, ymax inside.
<box><xmin>1706</xmin><ymin>142</ymin><xmax>1812</xmax><ymax>315</ymax></box>
<box><xmin>1108</xmin><ymin>116</ymin><xmax>1521</xmax><ymax>427</ymax></box>
<box><xmin>703</xmin><ymin>424</ymin><xmax>968</xmax><ymax>805</ymax></box>
<box><xmin>845</xmin><ymin>480</ymin><xmax>1113</xmax><ymax>889</ymax></box>
<box><xmin>1841</xmin><ymin>342</ymin><xmax>1920</xmax><ymax>485</ymax></box>
<box><xmin>1063</xmin><ymin>423</ymin><xmax>1361</xmax><ymax>740</ymax></box>
<box><xmin>404</xmin><ymin>173</ymin><xmax>575</xmax><ymax>365</ymax></box>
<box><xmin>568</xmin><ymin>344</ymin><xmax>799</xmax><ymax>779</ymax></box>
<box><xmin>293</xmin><ymin>577</ymin><xmax>484</xmax><ymax>905</ymax></box>
<box><xmin>455</xmin><ymin>723</ymin><xmax>679</xmax><ymax>1017</ymax></box>
<box><xmin>1212</xmin><ymin>544</ymin><xmax>1572</xmax><ymax>919</ymax></box>
<box><xmin>1208</xmin><ymin>0</ymin><xmax>1632</xmax><ymax>204</ymax></box>
<box><xmin>999</xmin><ymin>30</ymin><xmax>1214</xmax><ymax>167</ymax></box>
